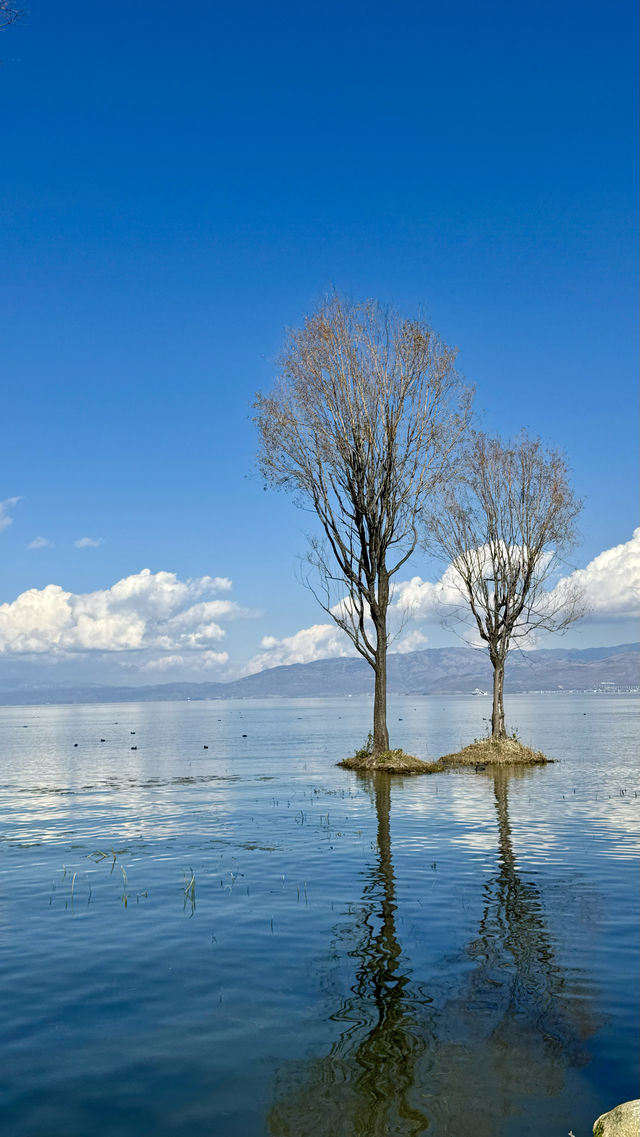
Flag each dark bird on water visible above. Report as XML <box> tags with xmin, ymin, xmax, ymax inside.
<box><xmin>131</xmin><ymin>746</ymin><xmax>137</xmax><ymax>750</ymax></box>
<box><xmin>203</xmin><ymin>745</ymin><xmax>208</xmax><ymax>749</ymax></box>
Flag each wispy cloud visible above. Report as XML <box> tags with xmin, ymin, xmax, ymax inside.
<box><xmin>0</xmin><ymin>497</ymin><xmax>21</xmax><ymax>533</ymax></box>
<box><xmin>138</xmin><ymin>650</ymin><xmax>229</xmax><ymax>673</ymax></box>
<box><xmin>28</xmin><ymin>536</ymin><xmax>54</xmax><ymax>550</ymax></box>
<box><xmin>74</xmin><ymin>536</ymin><xmax>104</xmax><ymax>549</ymax></box>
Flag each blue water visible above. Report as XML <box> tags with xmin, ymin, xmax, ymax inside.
<box><xmin>0</xmin><ymin>695</ymin><xmax>637</xmax><ymax>1136</ymax></box>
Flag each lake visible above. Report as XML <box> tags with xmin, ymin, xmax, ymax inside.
<box><xmin>0</xmin><ymin>694</ymin><xmax>638</xmax><ymax>1136</ymax></box>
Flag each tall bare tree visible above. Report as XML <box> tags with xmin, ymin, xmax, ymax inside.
<box><xmin>427</xmin><ymin>431</ymin><xmax>584</xmax><ymax>739</ymax></box>
<box><xmin>254</xmin><ymin>294</ymin><xmax>470</xmax><ymax>759</ymax></box>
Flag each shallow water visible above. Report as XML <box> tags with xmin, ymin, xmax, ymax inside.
<box><xmin>0</xmin><ymin>694</ymin><xmax>637</xmax><ymax>1136</ymax></box>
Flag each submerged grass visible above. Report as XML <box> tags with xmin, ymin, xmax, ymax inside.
<box><xmin>183</xmin><ymin>868</ymin><xmax>196</xmax><ymax>915</ymax></box>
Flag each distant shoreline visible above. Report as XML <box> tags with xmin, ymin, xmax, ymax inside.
<box><xmin>0</xmin><ymin>690</ymin><xmax>638</xmax><ymax>710</ymax></box>
<box><xmin>0</xmin><ymin>643</ymin><xmax>636</xmax><ymax>708</ymax></box>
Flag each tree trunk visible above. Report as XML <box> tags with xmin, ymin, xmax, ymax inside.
<box><xmin>491</xmin><ymin>656</ymin><xmax>506</xmax><ymax>739</ymax></box>
<box><xmin>373</xmin><ymin>617</ymin><xmax>389</xmax><ymax>755</ymax></box>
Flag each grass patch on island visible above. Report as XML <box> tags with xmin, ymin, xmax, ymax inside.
<box><xmin>338</xmin><ymin>747</ymin><xmax>442</xmax><ymax>775</ymax></box>
<box><xmin>338</xmin><ymin>733</ymin><xmax>442</xmax><ymax>774</ymax></box>
<box><xmin>439</xmin><ymin>736</ymin><xmax>549</xmax><ymax>767</ymax></box>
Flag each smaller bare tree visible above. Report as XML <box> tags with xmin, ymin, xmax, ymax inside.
<box><xmin>426</xmin><ymin>431</ymin><xmax>585</xmax><ymax>738</ymax></box>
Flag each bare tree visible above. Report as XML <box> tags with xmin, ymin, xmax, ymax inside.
<box><xmin>427</xmin><ymin>431</ymin><xmax>585</xmax><ymax>739</ymax></box>
<box><xmin>254</xmin><ymin>294</ymin><xmax>470</xmax><ymax>759</ymax></box>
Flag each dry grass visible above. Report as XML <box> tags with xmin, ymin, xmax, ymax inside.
<box><xmin>439</xmin><ymin>736</ymin><xmax>549</xmax><ymax>767</ymax></box>
<box><xmin>338</xmin><ymin>749</ymin><xmax>442</xmax><ymax>775</ymax></box>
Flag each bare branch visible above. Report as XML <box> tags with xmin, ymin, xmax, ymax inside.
<box><xmin>0</xmin><ymin>2</ymin><xmax>24</xmax><ymax>31</ymax></box>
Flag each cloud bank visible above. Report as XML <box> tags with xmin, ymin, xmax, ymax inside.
<box><xmin>248</xmin><ymin>531</ymin><xmax>640</xmax><ymax>672</ymax></box>
<box><xmin>555</xmin><ymin>528</ymin><xmax>640</xmax><ymax>620</ymax></box>
<box><xmin>0</xmin><ymin>569</ymin><xmax>252</xmax><ymax>674</ymax></box>
<box><xmin>0</xmin><ymin>533</ymin><xmax>636</xmax><ymax>684</ymax></box>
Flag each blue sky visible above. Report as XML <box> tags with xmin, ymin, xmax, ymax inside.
<box><xmin>1</xmin><ymin>0</ymin><xmax>638</xmax><ymax>685</ymax></box>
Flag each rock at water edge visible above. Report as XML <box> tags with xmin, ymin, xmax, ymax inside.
<box><xmin>593</xmin><ymin>1099</ymin><xmax>640</xmax><ymax>1137</ymax></box>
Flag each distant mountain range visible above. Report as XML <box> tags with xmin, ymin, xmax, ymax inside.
<box><xmin>0</xmin><ymin>644</ymin><xmax>637</xmax><ymax>705</ymax></box>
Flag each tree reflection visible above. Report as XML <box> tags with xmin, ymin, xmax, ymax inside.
<box><xmin>268</xmin><ymin>769</ymin><xmax>595</xmax><ymax>1137</ymax></box>
<box><xmin>423</xmin><ymin>767</ymin><xmax>596</xmax><ymax>1135</ymax></box>
<box><xmin>269</xmin><ymin>773</ymin><xmax>430</xmax><ymax>1136</ymax></box>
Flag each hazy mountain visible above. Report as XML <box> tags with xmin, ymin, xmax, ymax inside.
<box><xmin>0</xmin><ymin>644</ymin><xmax>637</xmax><ymax>705</ymax></box>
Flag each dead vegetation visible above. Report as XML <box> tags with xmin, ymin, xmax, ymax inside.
<box><xmin>338</xmin><ymin>748</ymin><xmax>442</xmax><ymax>775</ymax></box>
<box><xmin>339</xmin><ymin>733</ymin><xmax>550</xmax><ymax>774</ymax></box>
<box><xmin>439</xmin><ymin>736</ymin><xmax>549</xmax><ymax>767</ymax></box>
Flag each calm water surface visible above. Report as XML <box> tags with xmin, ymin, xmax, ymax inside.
<box><xmin>0</xmin><ymin>695</ymin><xmax>638</xmax><ymax>1136</ymax></box>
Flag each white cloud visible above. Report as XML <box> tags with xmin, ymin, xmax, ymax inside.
<box><xmin>0</xmin><ymin>497</ymin><xmax>21</xmax><ymax>533</ymax></box>
<box><xmin>244</xmin><ymin>623</ymin><xmax>355</xmax><ymax>675</ymax></box>
<box><xmin>552</xmin><ymin>529</ymin><xmax>640</xmax><ymax>621</ymax></box>
<box><xmin>393</xmin><ymin>629</ymin><xmax>429</xmax><ymax>653</ymax></box>
<box><xmin>0</xmin><ymin>569</ymin><xmax>251</xmax><ymax>672</ymax></box>
<box><xmin>28</xmin><ymin>536</ymin><xmax>53</xmax><ymax>550</ymax></box>
<box><xmin>74</xmin><ymin>537</ymin><xmax>104</xmax><ymax>548</ymax></box>
<box><xmin>391</xmin><ymin>567</ymin><xmax>461</xmax><ymax>621</ymax></box>
<box><xmin>138</xmin><ymin>650</ymin><xmax>229</xmax><ymax>673</ymax></box>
